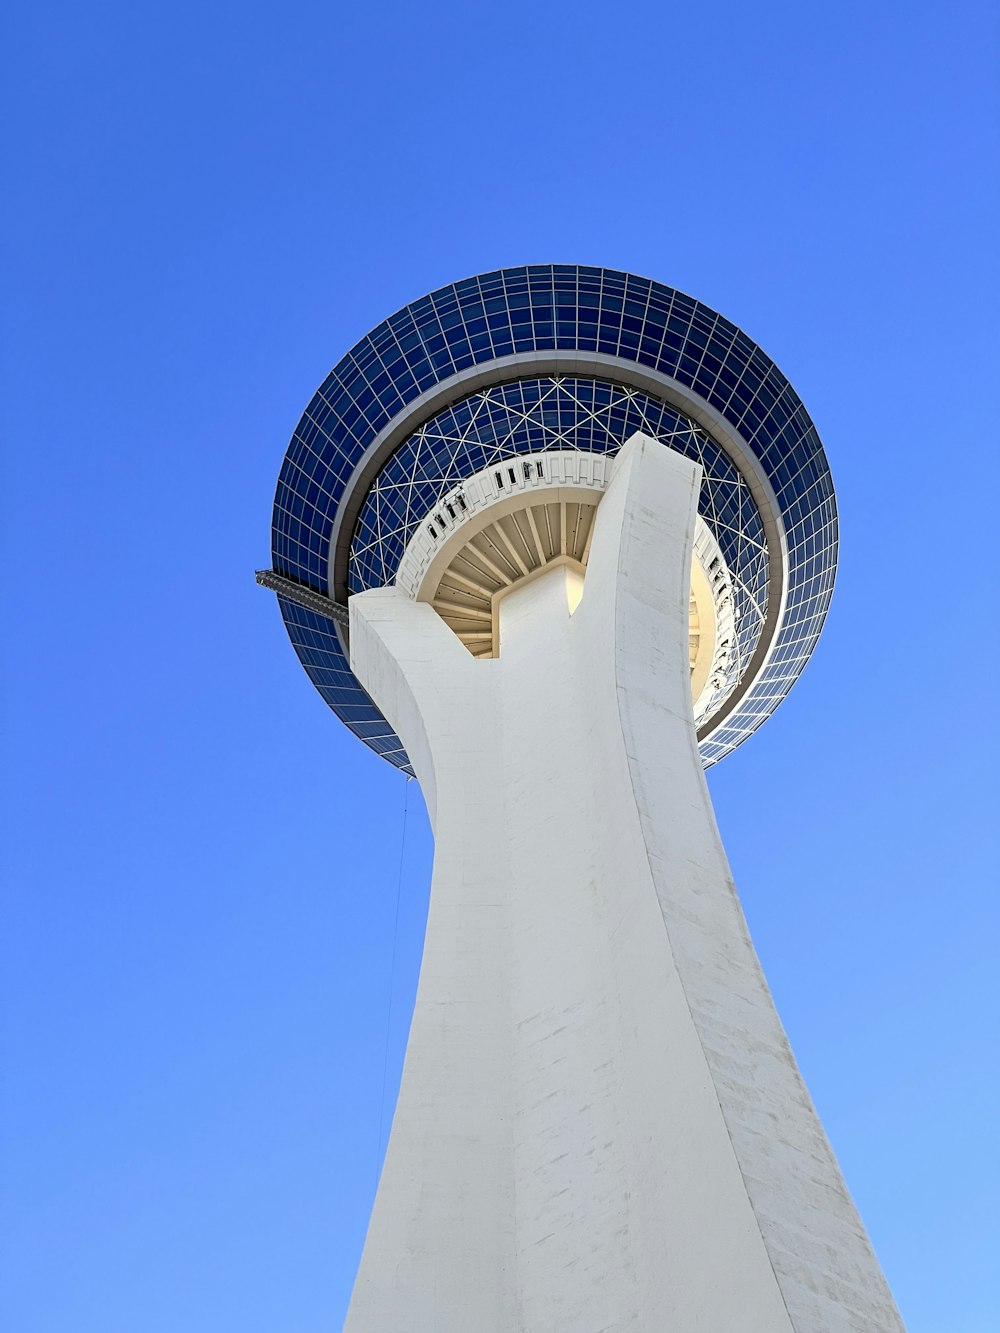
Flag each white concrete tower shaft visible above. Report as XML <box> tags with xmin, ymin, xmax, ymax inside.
<box><xmin>345</xmin><ymin>436</ymin><xmax>903</xmax><ymax>1332</ymax></box>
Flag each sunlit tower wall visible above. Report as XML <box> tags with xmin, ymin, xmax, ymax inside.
<box><xmin>259</xmin><ymin>267</ymin><xmax>904</xmax><ymax>1332</ymax></box>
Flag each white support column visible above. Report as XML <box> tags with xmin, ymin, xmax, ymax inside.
<box><xmin>345</xmin><ymin>436</ymin><xmax>903</xmax><ymax>1333</ymax></box>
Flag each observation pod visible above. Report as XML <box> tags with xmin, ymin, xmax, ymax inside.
<box><xmin>260</xmin><ymin>268</ymin><xmax>904</xmax><ymax>1332</ymax></box>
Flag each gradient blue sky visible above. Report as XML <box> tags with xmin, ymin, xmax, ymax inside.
<box><xmin>2</xmin><ymin>2</ymin><xmax>997</xmax><ymax>1329</ymax></box>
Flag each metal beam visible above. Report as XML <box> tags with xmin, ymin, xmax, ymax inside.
<box><xmin>255</xmin><ymin>569</ymin><xmax>350</xmax><ymax>628</ymax></box>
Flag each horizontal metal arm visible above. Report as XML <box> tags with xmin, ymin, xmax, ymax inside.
<box><xmin>255</xmin><ymin>569</ymin><xmax>350</xmax><ymax>628</ymax></box>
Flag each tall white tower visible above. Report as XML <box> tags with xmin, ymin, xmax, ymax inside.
<box><xmin>260</xmin><ymin>268</ymin><xmax>905</xmax><ymax>1330</ymax></box>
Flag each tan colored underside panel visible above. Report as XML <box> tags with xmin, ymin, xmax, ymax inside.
<box><xmin>429</xmin><ymin>497</ymin><xmax>704</xmax><ymax>678</ymax></box>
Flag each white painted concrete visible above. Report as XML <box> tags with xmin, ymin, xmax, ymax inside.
<box><xmin>346</xmin><ymin>435</ymin><xmax>904</xmax><ymax>1332</ymax></box>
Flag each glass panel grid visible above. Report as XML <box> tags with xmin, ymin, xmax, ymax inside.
<box><xmin>270</xmin><ymin>267</ymin><xmax>838</xmax><ymax>770</ymax></box>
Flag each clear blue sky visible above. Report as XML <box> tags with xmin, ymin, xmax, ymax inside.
<box><xmin>2</xmin><ymin>2</ymin><xmax>997</xmax><ymax>1329</ymax></box>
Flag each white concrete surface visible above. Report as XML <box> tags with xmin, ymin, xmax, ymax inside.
<box><xmin>345</xmin><ymin>435</ymin><xmax>904</xmax><ymax>1332</ymax></box>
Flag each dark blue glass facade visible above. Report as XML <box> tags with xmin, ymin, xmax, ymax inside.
<box><xmin>271</xmin><ymin>266</ymin><xmax>837</xmax><ymax>771</ymax></box>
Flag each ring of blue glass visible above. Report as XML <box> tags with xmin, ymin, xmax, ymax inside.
<box><xmin>271</xmin><ymin>266</ymin><xmax>837</xmax><ymax>772</ymax></box>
